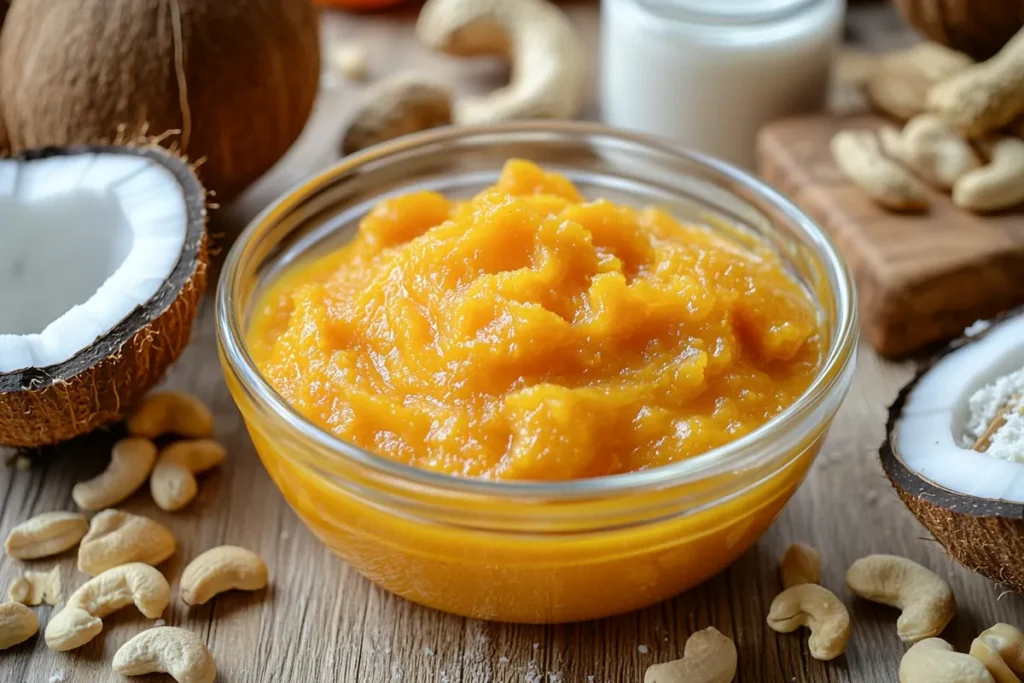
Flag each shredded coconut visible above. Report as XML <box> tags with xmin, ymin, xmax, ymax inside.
<box><xmin>424</xmin><ymin>647</ymin><xmax>436</xmax><ymax>657</ymax></box>
<box><xmin>499</xmin><ymin>656</ymin><xmax>510</xmax><ymax>665</ymax></box>
<box><xmin>154</xmin><ymin>618</ymin><xmax>166</xmax><ymax>627</ymax></box>
<box><xmin>638</xmin><ymin>644</ymin><xmax>649</xmax><ymax>654</ymax></box>
<box><xmin>965</xmin><ymin>319</ymin><xmax>993</xmax><ymax>336</ymax></box>
<box><xmin>963</xmin><ymin>366</ymin><xmax>1024</xmax><ymax>462</ymax></box>
<box><xmin>49</xmin><ymin>674</ymin><xmax>66</xmax><ymax>683</ymax></box>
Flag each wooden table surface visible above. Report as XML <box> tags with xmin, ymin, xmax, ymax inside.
<box><xmin>4</xmin><ymin>3</ymin><xmax>1023</xmax><ymax>682</ymax></box>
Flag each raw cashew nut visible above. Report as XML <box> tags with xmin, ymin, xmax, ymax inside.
<box><xmin>879</xmin><ymin>115</ymin><xmax>982</xmax><ymax>190</ymax></box>
<box><xmin>929</xmin><ymin>27</ymin><xmax>1024</xmax><ymax>137</ymax></box>
<box><xmin>113</xmin><ymin>627</ymin><xmax>216</xmax><ymax>683</ymax></box>
<box><xmin>644</xmin><ymin>626</ymin><xmax>737</xmax><ymax>683</ymax></box>
<box><xmin>72</xmin><ymin>438</ymin><xmax>158</xmax><ymax>511</ymax></box>
<box><xmin>416</xmin><ymin>0</ymin><xmax>586</xmax><ymax>124</ymax></box>
<box><xmin>341</xmin><ymin>72</ymin><xmax>453</xmax><ymax>155</ymax></box>
<box><xmin>780</xmin><ymin>542</ymin><xmax>821</xmax><ymax>589</ymax></box>
<box><xmin>0</xmin><ymin>602</ymin><xmax>39</xmax><ymax>650</ymax></box>
<box><xmin>970</xmin><ymin>624</ymin><xmax>1024</xmax><ymax>683</ymax></box>
<box><xmin>831</xmin><ymin>129</ymin><xmax>930</xmax><ymax>211</ymax></box>
<box><xmin>767</xmin><ymin>583</ymin><xmax>851</xmax><ymax>661</ymax></box>
<box><xmin>77</xmin><ymin>509</ymin><xmax>176</xmax><ymax>576</ymax></box>
<box><xmin>4</xmin><ymin>511</ymin><xmax>88</xmax><ymax>560</ymax></box>
<box><xmin>8</xmin><ymin>566</ymin><xmax>61</xmax><ymax>605</ymax></box>
<box><xmin>180</xmin><ymin>545</ymin><xmax>268</xmax><ymax>606</ymax></box>
<box><xmin>846</xmin><ymin>554</ymin><xmax>956</xmax><ymax>643</ymax></box>
<box><xmin>45</xmin><ymin>563</ymin><xmax>170</xmax><ymax>651</ymax></box>
<box><xmin>867</xmin><ymin>42</ymin><xmax>973</xmax><ymax>121</ymax></box>
<box><xmin>952</xmin><ymin>136</ymin><xmax>1024</xmax><ymax>212</ymax></box>
<box><xmin>126</xmin><ymin>391</ymin><xmax>214</xmax><ymax>440</ymax></box>
<box><xmin>900</xmin><ymin>638</ymin><xmax>995</xmax><ymax>683</ymax></box>
<box><xmin>150</xmin><ymin>440</ymin><xmax>227</xmax><ymax>511</ymax></box>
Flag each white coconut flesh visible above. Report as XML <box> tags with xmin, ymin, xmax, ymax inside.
<box><xmin>0</xmin><ymin>153</ymin><xmax>187</xmax><ymax>374</ymax></box>
<box><xmin>898</xmin><ymin>314</ymin><xmax>1024</xmax><ymax>503</ymax></box>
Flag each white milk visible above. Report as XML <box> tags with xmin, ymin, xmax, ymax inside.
<box><xmin>600</xmin><ymin>0</ymin><xmax>844</xmax><ymax>169</ymax></box>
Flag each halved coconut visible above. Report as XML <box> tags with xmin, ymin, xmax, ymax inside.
<box><xmin>0</xmin><ymin>145</ymin><xmax>207</xmax><ymax>447</ymax></box>
<box><xmin>882</xmin><ymin>309</ymin><xmax>1024</xmax><ymax>592</ymax></box>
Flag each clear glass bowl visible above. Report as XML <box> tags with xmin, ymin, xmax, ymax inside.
<box><xmin>217</xmin><ymin>121</ymin><xmax>858</xmax><ymax>624</ymax></box>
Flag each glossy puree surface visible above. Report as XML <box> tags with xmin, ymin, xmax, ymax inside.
<box><xmin>248</xmin><ymin>160</ymin><xmax>821</xmax><ymax>481</ymax></box>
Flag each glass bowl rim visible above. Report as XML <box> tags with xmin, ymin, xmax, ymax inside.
<box><xmin>216</xmin><ymin>120</ymin><xmax>858</xmax><ymax>500</ymax></box>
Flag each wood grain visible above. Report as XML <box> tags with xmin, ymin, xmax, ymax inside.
<box><xmin>3</xmin><ymin>3</ymin><xmax>1023</xmax><ymax>682</ymax></box>
<box><xmin>759</xmin><ymin>115</ymin><xmax>1024</xmax><ymax>356</ymax></box>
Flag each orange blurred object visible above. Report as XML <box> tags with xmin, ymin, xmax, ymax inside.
<box><xmin>314</xmin><ymin>0</ymin><xmax>405</xmax><ymax>10</ymax></box>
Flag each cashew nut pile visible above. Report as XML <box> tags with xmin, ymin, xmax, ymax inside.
<box><xmin>71</xmin><ymin>391</ymin><xmax>227</xmax><ymax>513</ymax></box>
<box><xmin>834</xmin><ymin>27</ymin><xmax>1024</xmax><ymax>213</ymax></box>
<box><xmin>0</xmin><ymin>390</ymin><xmax>271</xmax><ymax>680</ymax></box>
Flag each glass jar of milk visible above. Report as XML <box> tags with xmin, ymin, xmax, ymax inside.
<box><xmin>600</xmin><ymin>0</ymin><xmax>845</xmax><ymax>169</ymax></box>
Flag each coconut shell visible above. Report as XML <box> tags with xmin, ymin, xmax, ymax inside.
<box><xmin>893</xmin><ymin>0</ymin><xmax>1024</xmax><ymax>61</ymax></box>
<box><xmin>0</xmin><ymin>145</ymin><xmax>208</xmax><ymax>448</ymax></box>
<box><xmin>0</xmin><ymin>0</ymin><xmax>320</xmax><ymax>202</ymax></box>
<box><xmin>880</xmin><ymin>308</ymin><xmax>1024</xmax><ymax>593</ymax></box>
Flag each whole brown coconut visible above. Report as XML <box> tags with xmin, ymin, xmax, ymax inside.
<box><xmin>0</xmin><ymin>0</ymin><xmax>320</xmax><ymax>201</ymax></box>
<box><xmin>893</xmin><ymin>0</ymin><xmax>1024</xmax><ymax>60</ymax></box>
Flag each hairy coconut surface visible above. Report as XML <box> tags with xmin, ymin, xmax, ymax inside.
<box><xmin>893</xmin><ymin>0</ymin><xmax>1024</xmax><ymax>60</ymax></box>
<box><xmin>0</xmin><ymin>145</ymin><xmax>207</xmax><ymax>447</ymax></box>
<box><xmin>0</xmin><ymin>0</ymin><xmax>320</xmax><ymax>202</ymax></box>
<box><xmin>881</xmin><ymin>309</ymin><xmax>1024</xmax><ymax>593</ymax></box>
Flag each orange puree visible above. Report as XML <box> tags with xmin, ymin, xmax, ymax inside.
<box><xmin>248</xmin><ymin>160</ymin><xmax>821</xmax><ymax>481</ymax></box>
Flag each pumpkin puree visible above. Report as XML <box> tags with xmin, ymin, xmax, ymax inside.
<box><xmin>248</xmin><ymin>160</ymin><xmax>821</xmax><ymax>480</ymax></box>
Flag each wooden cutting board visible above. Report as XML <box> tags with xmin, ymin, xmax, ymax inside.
<box><xmin>758</xmin><ymin>114</ymin><xmax>1024</xmax><ymax>356</ymax></box>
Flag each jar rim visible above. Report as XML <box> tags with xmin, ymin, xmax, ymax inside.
<box><xmin>616</xmin><ymin>0</ymin><xmax>823</xmax><ymax>27</ymax></box>
<box><xmin>216</xmin><ymin>121</ymin><xmax>858</xmax><ymax>501</ymax></box>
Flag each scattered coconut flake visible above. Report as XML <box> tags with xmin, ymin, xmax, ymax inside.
<box><xmin>525</xmin><ymin>661</ymin><xmax>543</xmax><ymax>683</ymax></box>
<box><xmin>154</xmin><ymin>618</ymin><xmax>166</xmax><ymax>627</ymax></box>
<box><xmin>638</xmin><ymin>644</ymin><xmax>649</xmax><ymax>654</ymax></box>
<box><xmin>547</xmin><ymin>673</ymin><xmax>562</xmax><ymax>683</ymax></box>
<box><xmin>424</xmin><ymin>647</ymin><xmax>435</xmax><ymax>657</ymax></box>
<box><xmin>533</xmin><ymin>643</ymin><xmax>540</xmax><ymax>651</ymax></box>
<box><xmin>965</xmin><ymin>319</ymin><xmax>993</xmax><ymax>337</ymax></box>
<box><xmin>440</xmin><ymin>671</ymin><xmax>449</xmax><ymax>683</ymax></box>
<box><xmin>963</xmin><ymin>367</ymin><xmax>1024</xmax><ymax>462</ymax></box>
<box><xmin>587</xmin><ymin>677</ymin><xmax>595</xmax><ymax>683</ymax></box>
<box><xmin>499</xmin><ymin>656</ymin><xmax>510</xmax><ymax>664</ymax></box>
<box><xmin>49</xmin><ymin>674</ymin><xmax>66</xmax><ymax>683</ymax></box>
